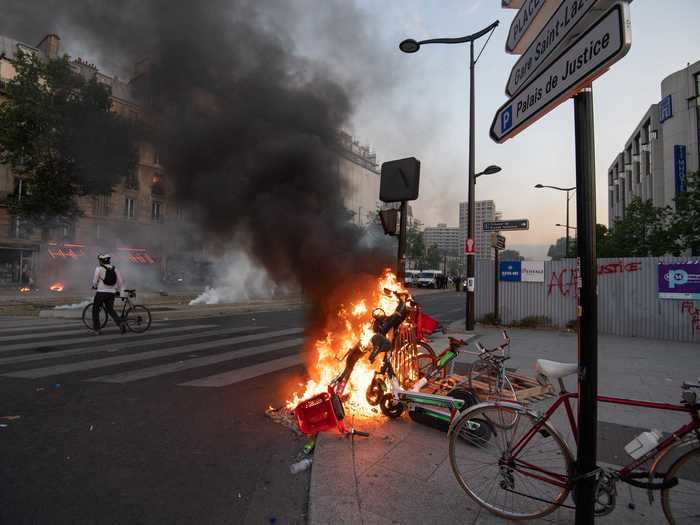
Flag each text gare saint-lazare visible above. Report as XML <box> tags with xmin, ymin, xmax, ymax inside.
<box><xmin>516</xmin><ymin>32</ymin><xmax>611</xmax><ymax>118</ymax></box>
<box><xmin>512</xmin><ymin>0</ymin><xmax>595</xmax><ymax>86</ymax></box>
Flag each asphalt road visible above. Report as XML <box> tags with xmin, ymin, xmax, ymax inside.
<box><xmin>0</xmin><ymin>291</ymin><xmax>467</xmax><ymax>525</ymax></box>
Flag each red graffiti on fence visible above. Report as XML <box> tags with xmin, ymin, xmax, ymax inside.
<box><xmin>681</xmin><ymin>301</ymin><xmax>700</xmax><ymax>335</ymax></box>
<box><xmin>546</xmin><ymin>261</ymin><xmax>642</xmax><ymax>298</ymax></box>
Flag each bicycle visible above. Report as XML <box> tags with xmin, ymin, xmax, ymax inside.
<box><xmin>82</xmin><ymin>289</ymin><xmax>152</xmax><ymax>333</ymax></box>
<box><xmin>448</xmin><ymin>359</ymin><xmax>700</xmax><ymax>523</ymax></box>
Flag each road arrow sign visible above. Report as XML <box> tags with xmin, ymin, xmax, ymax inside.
<box><xmin>506</xmin><ymin>0</ymin><xmax>560</xmax><ymax>55</ymax></box>
<box><xmin>492</xmin><ymin>2</ymin><xmax>631</xmax><ymax>143</ymax></box>
<box><xmin>506</xmin><ymin>0</ymin><xmax>615</xmax><ymax>96</ymax></box>
<box><xmin>483</xmin><ymin>219</ymin><xmax>529</xmax><ymax>232</ymax></box>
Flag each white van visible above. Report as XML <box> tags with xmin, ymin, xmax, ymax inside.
<box><xmin>417</xmin><ymin>270</ymin><xmax>442</xmax><ymax>288</ymax></box>
<box><xmin>405</xmin><ymin>270</ymin><xmax>420</xmax><ymax>287</ymax></box>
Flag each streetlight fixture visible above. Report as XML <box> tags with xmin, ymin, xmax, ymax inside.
<box><xmin>555</xmin><ymin>223</ymin><xmax>577</xmax><ymax>230</ymax></box>
<box><xmin>535</xmin><ymin>184</ymin><xmax>576</xmax><ymax>257</ymax></box>
<box><xmin>475</xmin><ymin>165</ymin><xmax>502</xmax><ymax>179</ymax></box>
<box><xmin>401</xmin><ymin>20</ymin><xmax>499</xmax><ymax>332</ymax></box>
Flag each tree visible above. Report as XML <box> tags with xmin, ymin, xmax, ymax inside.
<box><xmin>0</xmin><ymin>50</ymin><xmax>138</xmax><ymax>232</ymax></box>
<box><xmin>500</xmin><ymin>249</ymin><xmax>523</xmax><ymax>261</ymax></box>
<box><xmin>424</xmin><ymin>243</ymin><xmax>441</xmax><ymax>269</ymax></box>
<box><xmin>672</xmin><ymin>170</ymin><xmax>700</xmax><ymax>255</ymax></box>
<box><xmin>406</xmin><ymin>220</ymin><xmax>425</xmax><ymax>266</ymax></box>
<box><xmin>547</xmin><ymin>237</ymin><xmax>573</xmax><ymax>260</ymax></box>
<box><xmin>607</xmin><ymin>198</ymin><xmax>678</xmax><ymax>256</ymax></box>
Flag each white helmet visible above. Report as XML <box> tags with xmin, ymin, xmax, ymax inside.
<box><xmin>97</xmin><ymin>253</ymin><xmax>112</xmax><ymax>265</ymax></box>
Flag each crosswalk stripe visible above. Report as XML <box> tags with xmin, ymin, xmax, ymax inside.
<box><xmin>180</xmin><ymin>354</ymin><xmax>305</xmax><ymax>387</ymax></box>
<box><xmin>2</xmin><ymin>327</ymin><xmax>303</xmax><ymax>379</ymax></box>
<box><xmin>0</xmin><ymin>325</ymin><xmax>263</xmax><ymax>367</ymax></box>
<box><xmin>0</xmin><ymin>320</ymin><xmax>68</xmax><ymax>330</ymax></box>
<box><xmin>87</xmin><ymin>337</ymin><xmax>304</xmax><ymax>383</ymax></box>
<box><xmin>0</xmin><ymin>323</ymin><xmax>98</xmax><ymax>335</ymax></box>
<box><xmin>0</xmin><ymin>324</ymin><xmax>217</xmax><ymax>354</ymax></box>
<box><xmin>0</xmin><ymin>325</ymin><xmax>151</xmax><ymax>342</ymax></box>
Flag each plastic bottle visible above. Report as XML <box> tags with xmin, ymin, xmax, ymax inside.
<box><xmin>289</xmin><ymin>458</ymin><xmax>312</xmax><ymax>474</ymax></box>
<box><xmin>624</xmin><ymin>429</ymin><xmax>662</xmax><ymax>459</ymax></box>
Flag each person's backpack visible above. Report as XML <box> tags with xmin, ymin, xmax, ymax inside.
<box><xmin>102</xmin><ymin>266</ymin><xmax>118</xmax><ymax>286</ymax></box>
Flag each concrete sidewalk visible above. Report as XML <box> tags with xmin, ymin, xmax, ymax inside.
<box><xmin>308</xmin><ymin>326</ymin><xmax>700</xmax><ymax>524</ymax></box>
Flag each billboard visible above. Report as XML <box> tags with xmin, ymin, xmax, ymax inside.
<box><xmin>658</xmin><ymin>261</ymin><xmax>700</xmax><ymax>300</ymax></box>
<box><xmin>500</xmin><ymin>261</ymin><xmax>521</xmax><ymax>282</ymax></box>
<box><xmin>522</xmin><ymin>261</ymin><xmax>545</xmax><ymax>282</ymax></box>
<box><xmin>659</xmin><ymin>95</ymin><xmax>673</xmax><ymax>122</ymax></box>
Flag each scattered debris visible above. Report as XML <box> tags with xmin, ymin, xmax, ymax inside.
<box><xmin>89</xmin><ymin>425</ymin><xmax>94</xmax><ymax>432</ymax></box>
<box><xmin>265</xmin><ymin>406</ymin><xmax>301</xmax><ymax>435</ymax></box>
<box><xmin>0</xmin><ymin>424</ymin><xmax>8</xmax><ymax>428</ymax></box>
<box><xmin>0</xmin><ymin>416</ymin><xmax>21</xmax><ymax>421</ymax></box>
<box><xmin>35</xmin><ymin>387</ymin><xmax>45</xmax><ymax>392</ymax></box>
<box><xmin>303</xmin><ymin>434</ymin><xmax>317</xmax><ymax>455</ymax></box>
<box><xmin>289</xmin><ymin>458</ymin><xmax>312</xmax><ymax>474</ymax></box>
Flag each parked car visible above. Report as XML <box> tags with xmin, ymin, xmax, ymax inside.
<box><xmin>417</xmin><ymin>270</ymin><xmax>442</xmax><ymax>288</ymax></box>
<box><xmin>405</xmin><ymin>270</ymin><xmax>420</xmax><ymax>287</ymax></box>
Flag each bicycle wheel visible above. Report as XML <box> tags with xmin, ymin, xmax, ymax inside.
<box><xmin>468</xmin><ymin>361</ymin><xmax>517</xmax><ymax>402</ymax></box>
<box><xmin>661</xmin><ymin>446</ymin><xmax>700</xmax><ymax>524</ymax></box>
<box><xmin>82</xmin><ymin>303</ymin><xmax>108</xmax><ymax>331</ymax></box>
<box><xmin>125</xmin><ymin>305</ymin><xmax>152</xmax><ymax>333</ymax></box>
<box><xmin>449</xmin><ymin>403</ymin><xmax>573</xmax><ymax>520</ymax></box>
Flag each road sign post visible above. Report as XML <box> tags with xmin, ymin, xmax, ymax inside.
<box><xmin>492</xmin><ymin>2</ymin><xmax>631</xmax><ymax>143</ymax></box>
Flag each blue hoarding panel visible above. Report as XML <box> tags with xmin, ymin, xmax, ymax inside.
<box><xmin>674</xmin><ymin>145</ymin><xmax>687</xmax><ymax>195</ymax></box>
<box><xmin>499</xmin><ymin>261</ymin><xmax>521</xmax><ymax>282</ymax></box>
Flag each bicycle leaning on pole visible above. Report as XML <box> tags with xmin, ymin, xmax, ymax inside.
<box><xmin>82</xmin><ymin>289</ymin><xmax>152</xmax><ymax>333</ymax></box>
<box><xmin>448</xmin><ymin>357</ymin><xmax>700</xmax><ymax>523</ymax></box>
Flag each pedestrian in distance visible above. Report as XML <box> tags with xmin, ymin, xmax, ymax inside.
<box><xmin>92</xmin><ymin>254</ymin><xmax>126</xmax><ymax>335</ymax></box>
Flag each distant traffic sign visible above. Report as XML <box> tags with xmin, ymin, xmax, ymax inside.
<box><xmin>506</xmin><ymin>0</ymin><xmax>611</xmax><ymax>96</ymax></box>
<box><xmin>491</xmin><ymin>233</ymin><xmax>506</xmax><ymax>250</ymax></box>
<box><xmin>506</xmin><ymin>0</ymin><xmax>559</xmax><ymax>55</ymax></box>
<box><xmin>465</xmin><ymin>238</ymin><xmax>476</xmax><ymax>255</ymax></box>
<box><xmin>483</xmin><ymin>219</ymin><xmax>529</xmax><ymax>232</ymax></box>
<box><xmin>492</xmin><ymin>2</ymin><xmax>631</xmax><ymax>143</ymax></box>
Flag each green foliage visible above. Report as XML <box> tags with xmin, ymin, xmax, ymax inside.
<box><xmin>606</xmin><ymin>198</ymin><xmax>677</xmax><ymax>257</ymax></box>
<box><xmin>672</xmin><ymin>171</ymin><xmax>700</xmax><ymax>255</ymax></box>
<box><xmin>0</xmin><ymin>50</ymin><xmax>138</xmax><ymax>230</ymax></box>
<box><xmin>546</xmin><ymin>237</ymin><xmax>575</xmax><ymax>260</ymax></box>
<box><xmin>424</xmin><ymin>243</ymin><xmax>441</xmax><ymax>269</ymax></box>
<box><xmin>499</xmin><ymin>249</ymin><xmax>523</xmax><ymax>261</ymax></box>
<box><xmin>514</xmin><ymin>315</ymin><xmax>551</xmax><ymax>328</ymax></box>
<box><xmin>480</xmin><ymin>312</ymin><xmax>500</xmax><ymax>326</ymax></box>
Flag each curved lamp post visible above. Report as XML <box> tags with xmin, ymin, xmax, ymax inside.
<box><xmin>535</xmin><ymin>184</ymin><xmax>576</xmax><ymax>257</ymax></box>
<box><xmin>401</xmin><ymin>20</ymin><xmax>499</xmax><ymax>331</ymax></box>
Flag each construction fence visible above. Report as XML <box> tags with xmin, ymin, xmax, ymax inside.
<box><xmin>474</xmin><ymin>257</ymin><xmax>700</xmax><ymax>343</ymax></box>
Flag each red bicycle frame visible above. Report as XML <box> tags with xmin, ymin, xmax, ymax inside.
<box><xmin>509</xmin><ymin>390</ymin><xmax>700</xmax><ymax>486</ymax></box>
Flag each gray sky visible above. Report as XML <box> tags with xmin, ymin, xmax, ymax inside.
<box><xmin>343</xmin><ymin>0</ymin><xmax>700</xmax><ymax>258</ymax></box>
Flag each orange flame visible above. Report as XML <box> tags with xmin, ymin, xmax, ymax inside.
<box><xmin>287</xmin><ymin>269</ymin><xmax>409</xmax><ymax>416</ymax></box>
<box><xmin>49</xmin><ymin>282</ymin><xmax>65</xmax><ymax>292</ymax></box>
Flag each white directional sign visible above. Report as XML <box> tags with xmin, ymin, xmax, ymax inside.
<box><xmin>506</xmin><ymin>0</ymin><xmax>560</xmax><ymax>55</ymax></box>
<box><xmin>506</xmin><ymin>0</ymin><xmax>615</xmax><ymax>96</ymax></box>
<box><xmin>491</xmin><ymin>2</ymin><xmax>631</xmax><ymax>143</ymax></box>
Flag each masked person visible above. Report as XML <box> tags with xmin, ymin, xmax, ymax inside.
<box><xmin>92</xmin><ymin>254</ymin><xmax>126</xmax><ymax>334</ymax></box>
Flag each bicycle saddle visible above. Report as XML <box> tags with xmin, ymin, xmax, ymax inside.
<box><xmin>535</xmin><ymin>359</ymin><xmax>578</xmax><ymax>380</ymax></box>
<box><xmin>448</xmin><ymin>336</ymin><xmax>468</xmax><ymax>347</ymax></box>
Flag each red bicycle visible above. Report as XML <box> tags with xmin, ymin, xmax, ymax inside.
<box><xmin>448</xmin><ymin>359</ymin><xmax>700</xmax><ymax>523</ymax></box>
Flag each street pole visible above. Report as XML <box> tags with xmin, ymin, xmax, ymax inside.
<box><xmin>573</xmin><ymin>87</ymin><xmax>598</xmax><ymax>525</ymax></box>
<box><xmin>493</xmin><ymin>247</ymin><xmax>499</xmax><ymax>324</ymax></box>
<box><xmin>466</xmin><ymin>39</ymin><xmax>476</xmax><ymax>331</ymax></box>
<box><xmin>565</xmin><ymin>191</ymin><xmax>570</xmax><ymax>257</ymax></box>
<box><xmin>398</xmin><ymin>201</ymin><xmax>408</xmax><ymax>282</ymax></box>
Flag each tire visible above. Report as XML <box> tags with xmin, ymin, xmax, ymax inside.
<box><xmin>125</xmin><ymin>305</ymin><xmax>152</xmax><ymax>333</ymax></box>
<box><xmin>82</xmin><ymin>302</ymin><xmax>108</xmax><ymax>330</ymax></box>
<box><xmin>661</xmin><ymin>446</ymin><xmax>700</xmax><ymax>524</ymax></box>
<box><xmin>446</xmin><ymin>388</ymin><xmax>480</xmax><ymax>412</ymax></box>
<box><xmin>379</xmin><ymin>393</ymin><xmax>404</xmax><ymax>419</ymax></box>
<box><xmin>449</xmin><ymin>403</ymin><xmax>573</xmax><ymax>520</ymax></box>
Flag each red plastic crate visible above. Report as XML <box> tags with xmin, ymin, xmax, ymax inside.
<box><xmin>294</xmin><ymin>392</ymin><xmax>339</xmax><ymax>434</ymax></box>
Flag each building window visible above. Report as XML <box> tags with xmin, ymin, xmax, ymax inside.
<box><xmin>615</xmin><ymin>185</ymin><xmax>619</xmax><ymax>203</ymax></box>
<box><xmin>124</xmin><ymin>197</ymin><xmax>136</xmax><ymax>219</ymax></box>
<box><xmin>151</xmin><ymin>201</ymin><xmax>162</xmax><ymax>222</ymax></box>
<box><xmin>608</xmin><ymin>170</ymin><xmax>613</xmax><ymax>186</ymax></box>
<box><xmin>93</xmin><ymin>194</ymin><xmax>111</xmax><ymax>217</ymax></box>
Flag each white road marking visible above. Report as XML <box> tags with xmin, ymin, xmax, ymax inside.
<box><xmin>0</xmin><ymin>326</ymin><xmax>263</xmax><ymax>366</ymax></box>
<box><xmin>88</xmin><ymin>337</ymin><xmax>304</xmax><ymax>383</ymax></box>
<box><xmin>179</xmin><ymin>354</ymin><xmax>305</xmax><ymax>388</ymax></box>
<box><xmin>3</xmin><ymin>328</ymin><xmax>303</xmax><ymax>379</ymax></box>
<box><xmin>0</xmin><ymin>324</ymin><xmax>218</xmax><ymax>354</ymax></box>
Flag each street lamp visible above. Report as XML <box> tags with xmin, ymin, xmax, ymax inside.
<box><xmin>535</xmin><ymin>184</ymin><xmax>576</xmax><ymax>257</ymax></box>
<box><xmin>555</xmin><ymin>223</ymin><xmax>577</xmax><ymax>230</ymax></box>
<box><xmin>475</xmin><ymin>165</ymin><xmax>502</xmax><ymax>179</ymax></box>
<box><xmin>401</xmin><ymin>20</ymin><xmax>499</xmax><ymax>332</ymax></box>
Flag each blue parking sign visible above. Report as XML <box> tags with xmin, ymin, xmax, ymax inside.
<box><xmin>501</xmin><ymin>105</ymin><xmax>513</xmax><ymax>133</ymax></box>
<box><xmin>499</xmin><ymin>261</ymin><xmax>521</xmax><ymax>282</ymax></box>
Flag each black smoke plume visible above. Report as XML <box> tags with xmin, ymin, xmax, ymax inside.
<box><xmin>1</xmin><ymin>1</ymin><xmax>392</xmax><ymax>316</ymax></box>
